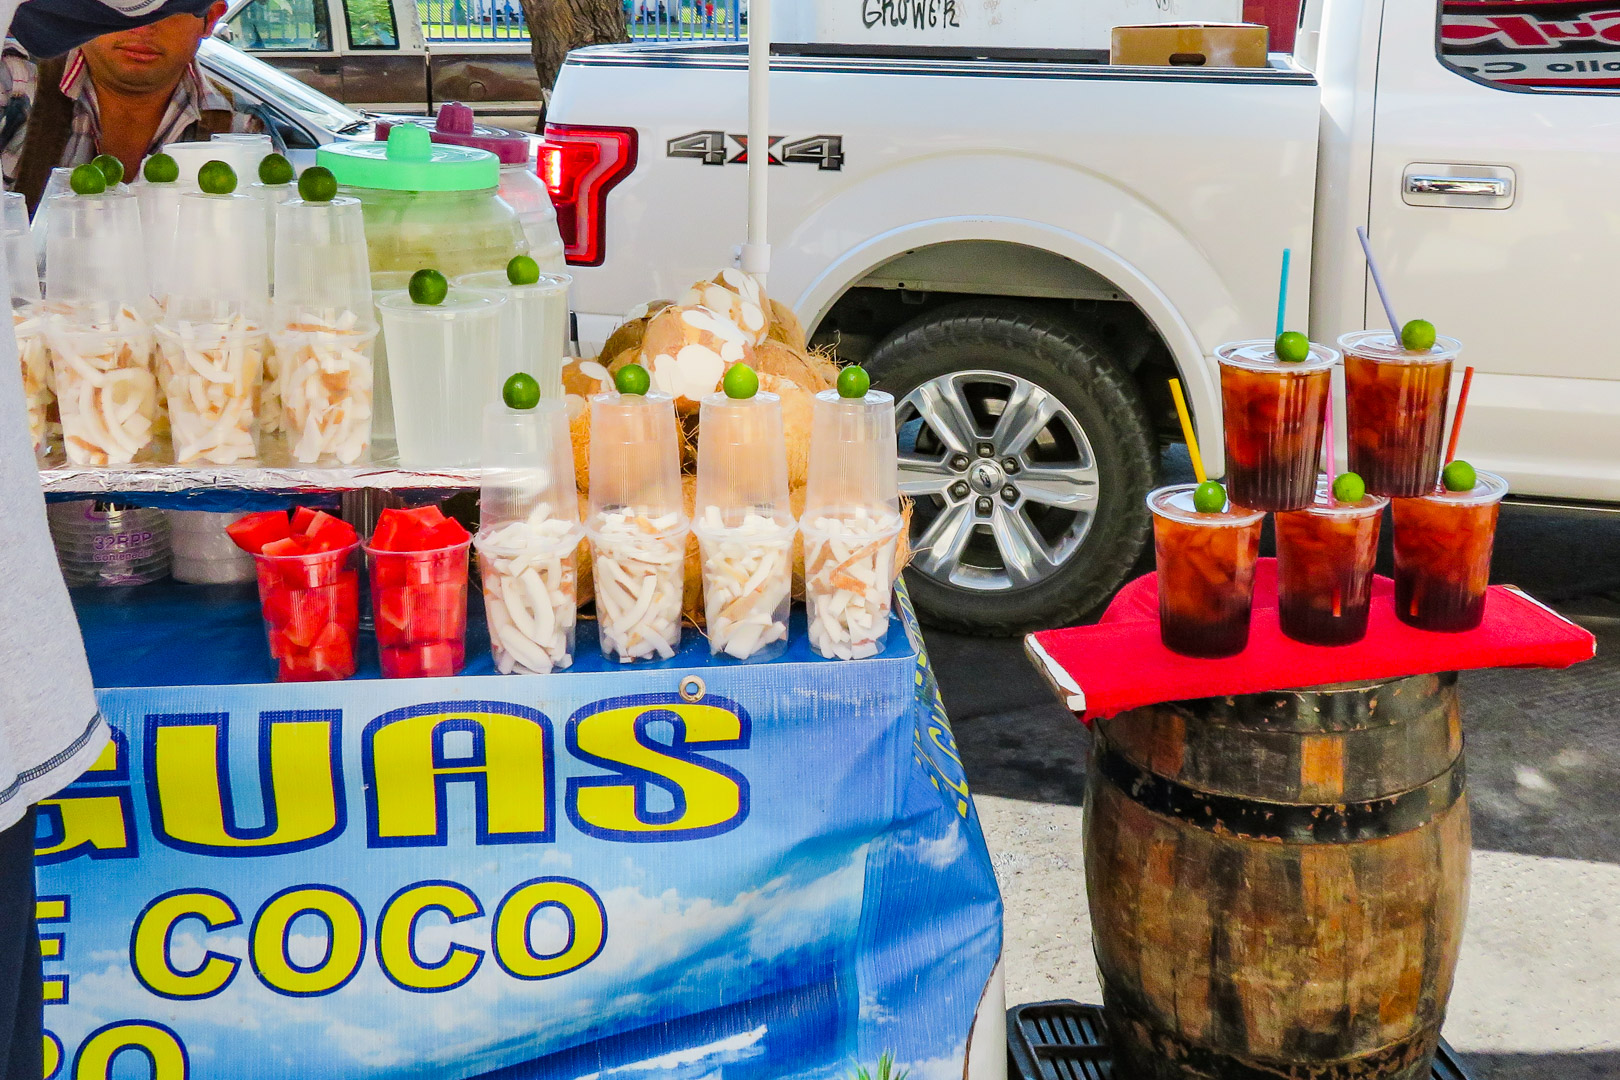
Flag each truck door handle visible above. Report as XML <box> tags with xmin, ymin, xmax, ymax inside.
<box><xmin>1405</xmin><ymin>175</ymin><xmax>1512</xmax><ymax>198</ymax></box>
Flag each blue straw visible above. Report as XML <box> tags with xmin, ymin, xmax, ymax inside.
<box><xmin>1275</xmin><ymin>248</ymin><xmax>1291</xmax><ymax>339</ymax></box>
<box><xmin>1356</xmin><ymin>226</ymin><xmax>1402</xmax><ymax>336</ymax></box>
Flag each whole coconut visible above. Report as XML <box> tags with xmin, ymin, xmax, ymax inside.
<box><xmin>562</xmin><ymin>357</ymin><xmax>614</xmax><ymax>399</ymax></box>
<box><xmin>680</xmin><ymin>269</ymin><xmax>769</xmax><ymax>346</ymax></box>
<box><xmin>758</xmin><ymin>371</ymin><xmax>816</xmax><ymax>491</ymax></box>
<box><xmin>638</xmin><ymin>304</ymin><xmax>755</xmax><ymax>412</ymax></box>
<box><xmin>754</xmin><ymin>338</ymin><xmax>837</xmax><ymax>395</ymax></box>
<box><xmin>767</xmin><ymin>298</ymin><xmax>808</xmax><ymax>353</ymax></box>
<box><xmin>599</xmin><ymin>299</ymin><xmax>673</xmax><ymax>363</ymax></box>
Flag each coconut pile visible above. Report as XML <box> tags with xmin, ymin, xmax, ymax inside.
<box><xmin>557</xmin><ymin>268</ymin><xmax>908</xmax><ymax>626</ymax></box>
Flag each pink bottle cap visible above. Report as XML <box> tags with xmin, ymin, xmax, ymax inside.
<box><xmin>374</xmin><ymin>102</ymin><xmax>531</xmax><ymax>166</ymax></box>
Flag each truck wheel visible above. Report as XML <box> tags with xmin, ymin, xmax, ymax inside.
<box><xmin>867</xmin><ymin>302</ymin><xmax>1157</xmax><ymax>636</ymax></box>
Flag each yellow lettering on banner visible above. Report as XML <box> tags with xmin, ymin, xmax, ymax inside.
<box><xmin>72</xmin><ymin>1022</ymin><xmax>186</xmax><ymax>1080</ymax></box>
<box><xmin>568</xmin><ymin>702</ymin><xmax>748</xmax><ymax>840</ymax></box>
<box><xmin>131</xmin><ymin>891</ymin><xmax>242</xmax><ymax>1000</ymax></box>
<box><xmin>34</xmin><ymin>795</ymin><xmax>132</xmax><ymax>860</ymax></box>
<box><xmin>42</xmin><ymin>1031</ymin><xmax>61</xmax><ymax>1080</ymax></box>
<box><xmin>366</xmin><ymin>707</ymin><xmax>550</xmax><ymax>846</ymax></box>
<box><xmin>251</xmin><ymin>887</ymin><xmax>364</xmax><ymax>997</ymax></box>
<box><xmin>492</xmin><ymin>878</ymin><xmax>606</xmax><ymax>981</ymax></box>
<box><xmin>151</xmin><ymin>715</ymin><xmax>341</xmax><ymax>855</ymax></box>
<box><xmin>376</xmin><ymin>882</ymin><xmax>484</xmax><ymax>992</ymax></box>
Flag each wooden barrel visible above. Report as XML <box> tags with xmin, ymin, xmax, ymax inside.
<box><xmin>1085</xmin><ymin>673</ymin><xmax>1470</xmax><ymax>1080</ymax></box>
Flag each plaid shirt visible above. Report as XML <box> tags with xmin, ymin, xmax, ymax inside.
<box><xmin>0</xmin><ymin>43</ymin><xmax>263</xmax><ymax>186</ymax></box>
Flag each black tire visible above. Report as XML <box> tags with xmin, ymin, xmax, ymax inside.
<box><xmin>867</xmin><ymin>301</ymin><xmax>1157</xmax><ymax>636</ymax></box>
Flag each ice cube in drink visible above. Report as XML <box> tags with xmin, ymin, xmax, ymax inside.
<box><xmin>1391</xmin><ymin>471</ymin><xmax>1507</xmax><ymax>632</ymax></box>
<box><xmin>1339</xmin><ymin>330</ymin><xmax>1461</xmax><ymax>498</ymax></box>
<box><xmin>1216</xmin><ymin>339</ymin><xmax>1337</xmax><ymax>511</ymax></box>
<box><xmin>1148</xmin><ymin>484</ymin><xmax>1265</xmax><ymax>658</ymax></box>
<box><xmin>1275</xmin><ymin>483</ymin><xmax>1388</xmax><ymax>646</ymax></box>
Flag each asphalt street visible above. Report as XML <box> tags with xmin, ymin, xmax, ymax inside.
<box><xmin>922</xmin><ymin>448</ymin><xmax>1620</xmax><ymax>1080</ymax></box>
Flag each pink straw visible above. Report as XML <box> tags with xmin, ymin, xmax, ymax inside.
<box><xmin>1323</xmin><ymin>394</ymin><xmax>1337</xmax><ymax>507</ymax></box>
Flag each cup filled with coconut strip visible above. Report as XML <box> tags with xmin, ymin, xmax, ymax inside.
<box><xmin>802</xmin><ymin>367</ymin><xmax>904</xmax><ymax>660</ymax></box>
<box><xmin>269</xmin><ymin>194</ymin><xmax>377</xmax><ymax>463</ymax></box>
<box><xmin>476</xmin><ymin>388</ymin><xmax>584</xmax><ymax>674</ymax></box>
<box><xmin>585</xmin><ymin>370</ymin><xmax>689</xmax><ymax>663</ymax></box>
<box><xmin>693</xmin><ymin>364</ymin><xmax>796</xmax><ymax>660</ymax></box>
<box><xmin>4</xmin><ymin>190</ymin><xmax>51</xmax><ymax>454</ymax></box>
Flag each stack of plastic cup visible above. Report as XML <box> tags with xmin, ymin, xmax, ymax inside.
<box><xmin>253</xmin><ymin>540</ymin><xmax>361</xmax><ymax>681</ymax></box>
<box><xmin>366</xmin><ymin>536</ymin><xmax>472</xmax><ymax>679</ymax></box>
<box><xmin>270</xmin><ymin>196</ymin><xmax>377</xmax><ymax>463</ymax></box>
<box><xmin>4</xmin><ymin>191</ymin><xmax>50</xmax><ymax>456</ymax></box>
<box><xmin>48</xmin><ymin>500</ymin><xmax>171</xmax><ymax>586</ymax></box>
<box><xmin>374</xmin><ymin>288</ymin><xmax>504</xmax><ymax>467</ymax></box>
<box><xmin>452</xmin><ymin>270</ymin><xmax>571</xmax><ymax>395</ymax></box>
<box><xmin>135</xmin><ymin>174</ymin><xmax>186</xmax><ymax>309</ymax></box>
<box><xmin>249</xmin><ymin>178</ymin><xmax>298</xmax><ymax>295</ymax></box>
<box><xmin>368</xmin><ymin>270</ymin><xmax>411</xmax><ymax>446</ymax></box>
<box><xmin>154</xmin><ymin>188</ymin><xmax>269</xmax><ymax>464</ymax></box>
<box><xmin>802</xmin><ymin>388</ymin><xmax>904</xmax><ymax>660</ymax></box>
<box><xmin>475</xmin><ymin>400</ymin><xmax>583</xmax><ymax>673</ymax></box>
<box><xmin>586</xmin><ymin>391</ymin><xmax>688</xmax><ymax>662</ymax></box>
<box><xmin>167</xmin><ymin>510</ymin><xmax>256</xmax><ymax>584</ymax></box>
<box><xmin>42</xmin><ymin>189</ymin><xmax>162</xmax><ymax>465</ymax></box>
<box><xmin>694</xmin><ymin>390</ymin><xmax>795</xmax><ymax>660</ymax></box>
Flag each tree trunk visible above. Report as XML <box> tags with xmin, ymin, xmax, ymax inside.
<box><xmin>521</xmin><ymin>0</ymin><xmax>629</xmax><ymax>102</ymax></box>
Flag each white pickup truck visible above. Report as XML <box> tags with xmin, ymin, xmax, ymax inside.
<box><xmin>543</xmin><ymin>0</ymin><xmax>1620</xmax><ymax>635</ymax></box>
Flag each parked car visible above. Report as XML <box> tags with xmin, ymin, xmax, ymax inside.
<box><xmin>544</xmin><ymin>0</ymin><xmax>1620</xmax><ymax>635</ymax></box>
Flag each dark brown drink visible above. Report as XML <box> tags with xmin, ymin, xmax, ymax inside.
<box><xmin>1217</xmin><ymin>340</ymin><xmax>1336</xmax><ymax>511</ymax></box>
<box><xmin>1275</xmin><ymin>486</ymin><xmax>1387</xmax><ymax>646</ymax></box>
<box><xmin>1148</xmin><ymin>485</ymin><xmax>1264</xmax><ymax>658</ymax></box>
<box><xmin>1339</xmin><ymin>330</ymin><xmax>1460</xmax><ymax>498</ymax></box>
<box><xmin>1391</xmin><ymin>472</ymin><xmax>1507</xmax><ymax>632</ymax></box>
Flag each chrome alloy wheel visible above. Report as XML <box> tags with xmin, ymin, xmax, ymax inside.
<box><xmin>897</xmin><ymin>369</ymin><xmax>1101</xmax><ymax>593</ymax></box>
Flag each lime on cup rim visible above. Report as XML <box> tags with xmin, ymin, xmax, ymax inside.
<box><xmin>614</xmin><ymin>363</ymin><xmax>651</xmax><ymax>396</ymax></box>
<box><xmin>143</xmin><ymin>152</ymin><xmax>179</xmax><ymax>184</ymax></box>
<box><xmin>197</xmin><ymin>159</ymin><xmax>237</xmax><ymax>195</ymax></box>
<box><xmin>723</xmin><ymin>363</ymin><xmax>759</xmax><ymax>400</ymax></box>
<box><xmin>408</xmin><ymin>268</ymin><xmax>448</xmax><ymax>306</ymax></box>
<box><xmin>259</xmin><ymin>153</ymin><xmax>295</xmax><ymax>186</ymax></box>
<box><xmin>90</xmin><ymin>154</ymin><xmax>124</xmax><ymax>188</ymax></box>
<box><xmin>506</xmin><ymin>255</ymin><xmax>540</xmax><ymax>286</ymax></box>
<box><xmin>1193</xmin><ymin>480</ymin><xmax>1227</xmax><ymax>514</ymax></box>
<box><xmin>837</xmin><ymin>365</ymin><xmax>871</xmax><ymax>400</ymax></box>
<box><xmin>1274</xmin><ymin>330</ymin><xmax>1310</xmax><ymax>364</ymax></box>
<box><xmin>1401</xmin><ymin>318</ymin><xmax>1437</xmax><ymax>353</ymax></box>
<box><xmin>502</xmin><ymin>372</ymin><xmax>541</xmax><ymax>411</ymax></box>
<box><xmin>297</xmin><ymin>165</ymin><xmax>338</xmax><ymax>203</ymax></box>
<box><xmin>68</xmin><ymin>163</ymin><xmax>106</xmax><ymax>196</ymax></box>
<box><xmin>1331</xmin><ymin>472</ymin><xmax>1366</xmax><ymax>504</ymax></box>
<box><xmin>1442</xmin><ymin>459</ymin><xmax>1477</xmax><ymax>493</ymax></box>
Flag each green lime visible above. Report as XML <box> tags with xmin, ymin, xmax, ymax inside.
<box><xmin>68</xmin><ymin>163</ymin><xmax>105</xmax><ymax>196</ymax></box>
<box><xmin>723</xmin><ymin>363</ymin><xmax>759</xmax><ymax>400</ymax></box>
<box><xmin>1331</xmin><ymin>472</ymin><xmax>1366</xmax><ymax>504</ymax></box>
<box><xmin>1442</xmin><ymin>459</ymin><xmax>1477</xmax><ymax>493</ymax></box>
<box><xmin>142</xmin><ymin>152</ymin><xmax>179</xmax><ymax>184</ymax></box>
<box><xmin>506</xmin><ymin>255</ymin><xmax>540</xmax><ymax>286</ymax></box>
<box><xmin>502</xmin><ymin>372</ymin><xmax>541</xmax><ymax>410</ymax></box>
<box><xmin>1401</xmin><ymin>318</ymin><xmax>1437</xmax><ymax>352</ymax></box>
<box><xmin>837</xmin><ymin>365</ymin><xmax>871</xmax><ymax>400</ymax></box>
<box><xmin>1193</xmin><ymin>480</ymin><xmax>1227</xmax><ymax>514</ymax></box>
<box><xmin>197</xmin><ymin>159</ymin><xmax>237</xmax><ymax>195</ymax></box>
<box><xmin>297</xmin><ymin>166</ymin><xmax>338</xmax><ymax>203</ymax></box>
<box><xmin>614</xmin><ymin>363</ymin><xmax>651</xmax><ymax>396</ymax></box>
<box><xmin>408</xmin><ymin>268</ymin><xmax>448</xmax><ymax>306</ymax></box>
<box><xmin>90</xmin><ymin>153</ymin><xmax>124</xmax><ymax>187</ymax></box>
<box><xmin>1274</xmin><ymin>330</ymin><xmax>1310</xmax><ymax>364</ymax></box>
<box><xmin>258</xmin><ymin>153</ymin><xmax>294</xmax><ymax>186</ymax></box>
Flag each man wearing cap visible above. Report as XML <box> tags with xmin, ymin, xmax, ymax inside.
<box><xmin>0</xmin><ymin>0</ymin><xmax>268</xmax><ymax>212</ymax></box>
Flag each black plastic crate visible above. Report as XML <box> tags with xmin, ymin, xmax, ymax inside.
<box><xmin>1007</xmin><ymin>1001</ymin><xmax>1476</xmax><ymax>1080</ymax></box>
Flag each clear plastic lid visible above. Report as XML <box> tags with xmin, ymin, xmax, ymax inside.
<box><xmin>1215</xmin><ymin>338</ymin><xmax>1339</xmax><ymax>373</ymax></box>
<box><xmin>480</xmin><ymin>399</ymin><xmax>581</xmax><ymax>531</ymax></box>
<box><xmin>1413</xmin><ymin>470</ymin><xmax>1508</xmax><ymax>507</ymax></box>
<box><xmin>452</xmin><ymin>269</ymin><xmax>569</xmax><ymax>394</ymax></box>
<box><xmin>1146</xmin><ymin>484</ymin><xmax>1267</xmax><ymax>526</ymax></box>
<box><xmin>586</xmin><ymin>391</ymin><xmax>685</xmax><ymax>526</ymax></box>
<box><xmin>1337</xmin><ymin>330</ymin><xmax>1463</xmax><ymax>365</ymax></box>
<box><xmin>43</xmin><ymin>190</ymin><xmax>150</xmax><ymax>320</ymax></box>
<box><xmin>273</xmin><ymin>197</ymin><xmax>374</xmax><ymax>329</ymax></box>
<box><xmin>804</xmin><ymin>389</ymin><xmax>900</xmax><ymax>520</ymax></box>
<box><xmin>695</xmin><ymin>392</ymin><xmax>793</xmax><ymax>532</ymax></box>
<box><xmin>162</xmin><ymin>192</ymin><xmax>269</xmax><ymax>324</ymax></box>
<box><xmin>1291</xmin><ymin>478</ymin><xmax>1388</xmax><ymax>518</ymax></box>
<box><xmin>2</xmin><ymin>191</ymin><xmax>38</xmax><ymax>308</ymax></box>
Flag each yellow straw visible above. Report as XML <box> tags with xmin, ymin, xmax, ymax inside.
<box><xmin>1169</xmin><ymin>379</ymin><xmax>1208</xmax><ymax>485</ymax></box>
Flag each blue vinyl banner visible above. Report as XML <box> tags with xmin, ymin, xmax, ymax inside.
<box><xmin>37</xmin><ymin>587</ymin><xmax>1002</xmax><ymax>1080</ymax></box>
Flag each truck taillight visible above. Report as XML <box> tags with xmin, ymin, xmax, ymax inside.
<box><xmin>539</xmin><ymin>124</ymin><xmax>638</xmax><ymax>267</ymax></box>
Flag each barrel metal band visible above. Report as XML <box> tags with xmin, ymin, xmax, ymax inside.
<box><xmin>1096</xmin><ymin>744</ymin><xmax>1466</xmax><ymax>843</ymax></box>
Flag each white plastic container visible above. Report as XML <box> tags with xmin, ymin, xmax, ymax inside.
<box><xmin>167</xmin><ymin>510</ymin><xmax>255</xmax><ymax>584</ymax></box>
<box><xmin>374</xmin><ymin>288</ymin><xmax>505</xmax><ymax>467</ymax></box>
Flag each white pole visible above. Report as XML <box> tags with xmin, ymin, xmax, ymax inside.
<box><xmin>740</xmin><ymin>0</ymin><xmax>771</xmax><ymax>286</ymax></box>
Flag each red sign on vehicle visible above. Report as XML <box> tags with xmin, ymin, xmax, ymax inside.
<box><xmin>1442</xmin><ymin>0</ymin><xmax>1620</xmax><ymax>88</ymax></box>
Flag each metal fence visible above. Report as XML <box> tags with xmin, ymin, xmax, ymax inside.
<box><xmin>417</xmin><ymin>0</ymin><xmax>742</xmax><ymax>43</ymax></box>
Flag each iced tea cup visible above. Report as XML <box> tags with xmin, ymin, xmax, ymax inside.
<box><xmin>1339</xmin><ymin>330</ymin><xmax>1462</xmax><ymax>497</ymax></box>
<box><xmin>1275</xmin><ymin>484</ymin><xmax>1388</xmax><ymax>646</ymax></box>
<box><xmin>252</xmin><ymin>542</ymin><xmax>360</xmax><ymax>682</ymax></box>
<box><xmin>1391</xmin><ymin>471</ymin><xmax>1507</xmax><ymax>632</ymax></box>
<box><xmin>1148</xmin><ymin>484</ymin><xmax>1265</xmax><ymax>658</ymax></box>
<box><xmin>1216</xmin><ymin>339</ymin><xmax>1337</xmax><ymax>511</ymax></box>
<box><xmin>366</xmin><ymin>539</ymin><xmax>472</xmax><ymax>678</ymax></box>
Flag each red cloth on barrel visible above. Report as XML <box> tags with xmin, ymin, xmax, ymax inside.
<box><xmin>1025</xmin><ymin>558</ymin><xmax>1595</xmax><ymax>722</ymax></box>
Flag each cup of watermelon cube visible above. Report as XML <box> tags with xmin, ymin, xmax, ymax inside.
<box><xmin>251</xmin><ymin>543</ymin><xmax>361</xmax><ymax>682</ymax></box>
<box><xmin>366</xmin><ymin>539</ymin><xmax>472</xmax><ymax>678</ymax></box>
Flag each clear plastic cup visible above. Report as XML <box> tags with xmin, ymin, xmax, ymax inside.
<box><xmin>248</xmin><ymin>180</ymin><xmax>299</xmax><ymax>293</ymax></box>
<box><xmin>43</xmin><ymin>190</ymin><xmax>151</xmax><ymax>321</ymax></box>
<box><xmin>369</xmin><ymin>270</ymin><xmax>412</xmax><ymax>445</ymax></box>
<box><xmin>694</xmin><ymin>391</ymin><xmax>795</xmax><ymax>660</ymax></box>
<box><xmin>802</xmin><ymin>388</ymin><xmax>903</xmax><ymax>660</ymax></box>
<box><xmin>451</xmin><ymin>270</ymin><xmax>571</xmax><ymax>396</ymax></box>
<box><xmin>366</xmin><ymin>539</ymin><xmax>471</xmax><ymax>678</ymax></box>
<box><xmin>162</xmin><ymin>191</ymin><xmax>269</xmax><ymax>322</ymax></box>
<box><xmin>209</xmin><ymin>133</ymin><xmax>275</xmax><ymax>183</ymax></box>
<box><xmin>1215</xmin><ymin>339</ymin><xmax>1337</xmax><ymax>511</ymax></box>
<box><xmin>168</xmin><ymin>510</ymin><xmax>255</xmax><ymax>585</ymax></box>
<box><xmin>374</xmin><ymin>288</ymin><xmax>505</xmax><ymax>467</ymax></box>
<box><xmin>586</xmin><ymin>391</ymin><xmax>687</xmax><ymax>662</ymax></box>
<box><xmin>4</xmin><ymin>191</ymin><xmax>50</xmax><ymax>455</ymax></box>
<box><xmin>1275</xmin><ymin>482</ymin><xmax>1388</xmax><ymax>646</ymax></box>
<box><xmin>1148</xmin><ymin>484</ymin><xmax>1265</xmax><ymax>658</ymax></box>
<box><xmin>1392</xmin><ymin>470</ymin><xmax>1508</xmax><ymax>632</ymax></box>
<box><xmin>48</xmin><ymin>500</ymin><xmax>171</xmax><ymax>586</ymax></box>
<box><xmin>476</xmin><ymin>400</ymin><xmax>582</xmax><ymax>673</ymax></box>
<box><xmin>47</xmin><ymin>323</ymin><xmax>161</xmax><ymax>465</ymax></box>
<box><xmin>135</xmin><ymin>180</ymin><xmax>186</xmax><ymax>307</ymax></box>
<box><xmin>253</xmin><ymin>542</ymin><xmax>360</xmax><ymax>682</ymax></box>
<box><xmin>1340</xmin><ymin>330</ymin><xmax>1462</xmax><ymax>498</ymax></box>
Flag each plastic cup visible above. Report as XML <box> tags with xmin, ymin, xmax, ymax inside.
<box><xmin>452</xmin><ymin>270</ymin><xmax>571</xmax><ymax>396</ymax></box>
<box><xmin>369</xmin><ymin>270</ymin><xmax>412</xmax><ymax>445</ymax></box>
<box><xmin>802</xmin><ymin>388</ymin><xmax>903</xmax><ymax>660</ymax></box>
<box><xmin>586</xmin><ymin>391</ymin><xmax>687</xmax><ymax>662</ymax></box>
<box><xmin>252</xmin><ymin>541</ymin><xmax>360</xmax><ymax>682</ymax></box>
<box><xmin>43</xmin><ymin>190</ymin><xmax>151</xmax><ymax>321</ymax></box>
<box><xmin>1148</xmin><ymin>484</ymin><xmax>1265</xmax><ymax>658</ymax></box>
<box><xmin>47</xmin><ymin>323</ymin><xmax>161</xmax><ymax>465</ymax></box>
<box><xmin>135</xmin><ymin>181</ymin><xmax>186</xmax><ymax>306</ymax></box>
<box><xmin>476</xmin><ymin>400</ymin><xmax>583</xmax><ymax>674</ymax></box>
<box><xmin>1216</xmin><ymin>339</ymin><xmax>1337</xmax><ymax>511</ymax></box>
<box><xmin>153</xmin><ymin>318</ymin><xmax>265</xmax><ymax>465</ymax></box>
<box><xmin>374</xmin><ymin>288</ymin><xmax>504</xmax><ymax>467</ymax></box>
<box><xmin>1340</xmin><ymin>330</ymin><xmax>1462</xmax><ymax>498</ymax></box>
<box><xmin>249</xmin><ymin>180</ymin><xmax>299</xmax><ymax>293</ymax></box>
<box><xmin>162</xmin><ymin>191</ymin><xmax>269</xmax><ymax>323</ymax></box>
<box><xmin>1275</xmin><ymin>483</ymin><xmax>1388</xmax><ymax>646</ymax></box>
<box><xmin>4</xmin><ymin>191</ymin><xmax>49</xmax><ymax>455</ymax></box>
<box><xmin>693</xmin><ymin>391</ymin><xmax>795</xmax><ymax>660</ymax></box>
<box><xmin>366</xmin><ymin>539</ymin><xmax>471</xmax><ymax>678</ymax></box>
<box><xmin>1392</xmin><ymin>471</ymin><xmax>1507</xmax><ymax>632</ymax></box>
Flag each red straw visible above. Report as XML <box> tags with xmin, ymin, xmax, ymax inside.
<box><xmin>1445</xmin><ymin>366</ymin><xmax>1475</xmax><ymax>464</ymax></box>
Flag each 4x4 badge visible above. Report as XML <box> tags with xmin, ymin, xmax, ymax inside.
<box><xmin>667</xmin><ymin>131</ymin><xmax>845</xmax><ymax>171</ymax></box>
